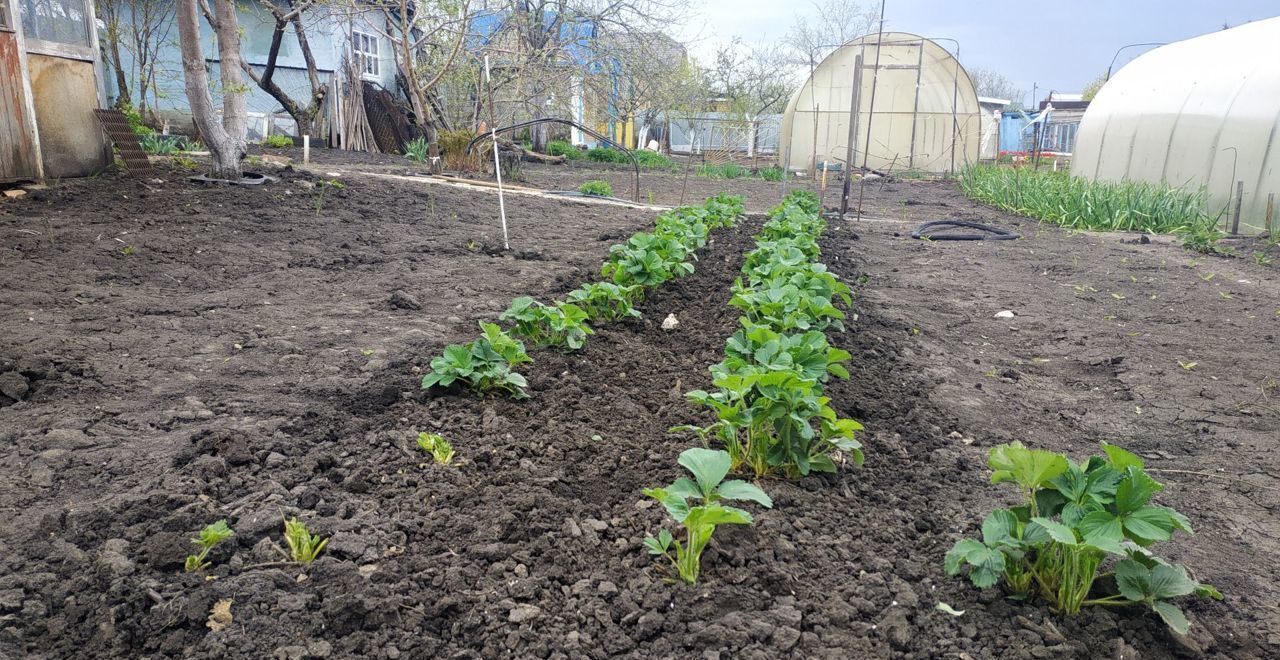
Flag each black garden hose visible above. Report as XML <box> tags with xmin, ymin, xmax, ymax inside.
<box><xmin>912</xmin><ymin>220</ymin><xmax>1021</xmax><ymax>241</ymax></box>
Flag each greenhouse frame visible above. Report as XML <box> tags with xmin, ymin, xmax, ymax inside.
<box><xmin>778</xmin><ymin>31</ymin><xmax>981</xmax><ymax>176</ymax></box>
<box><xmin>1072</xmin><ymin>17</ymin><xmax>1280</xmax><ymax>234</ymax></box>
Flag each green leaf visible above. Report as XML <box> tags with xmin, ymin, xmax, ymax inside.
<box><xmin>1194</xmin><ymin>583</ymin><xmax>1223</xmax><ymax>600</ymax></box>
<box><xmin>1122</xmin><ymin>507</ymin><xmax>1176</xmax><ymax>542</ymax></box>
<box><xmin>1114</xmin><ymin>469</ymin><xmax>1163</xmax><ymax>513</ymax></box>
<box><xmin>1078</xmin><ymin>510</ymin><xmax>1125</xmax><ymax>547</ymax></box>
<box><xmin>1101</xmin><ymin>441</ymin><xmax>1145</xmax><ymax>471</ymax></box>
<box><xmin>1152</xmin><ymin>601</ymin><xmax>1190</xmax><ymax>635</ymax></box>
<box><xmin>684</xmin><ymin>504</ymin><xmax>754</xmax><ymax>528</ymax></box>
<box><xmin>945</xmin><ymin>539</ymin><xmax>985</xmax><ymax>575</ymax></box>
<box><xmin>716</xmin><ymin>480</ymin><xmax>773</xmax><ymax>508</ymax></box>
<box><xmin>1115</xmin><ymin>560</ymin><xmax>1198</xmax><ymax>603</ymax></box>
<box><xmin>988</xmin><ymin>442</ymin><xmax>1068</xmax><ymax>491</ymax></box>
<box><xmin>667</xmin><ymin>477</ymin><xmax>702</xmax><ymax>502</ymax></box>
<box><xmin>981</xmin><ymin>509</ymin><xmax>1019</xmax><ymax>546</ymax></box>
<box><xmin>935</xmin><ymin>602</ymin><xmax>965</xmax><ymax>616</ymax></box>
<box><xmin>1029</xmin><ymin>517</ymin><xmax>1078</xmax><ymax>545</ymax></box>
<box><xmin>678</xmin><ymin>448</ymin><xmax>731</xmax><ymax>497</ymax></box>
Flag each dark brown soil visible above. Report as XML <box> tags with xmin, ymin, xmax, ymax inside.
<box><xmin>0</xmin><ymin>159</ymin><xmax>1276</xmax><ymax>659</ymax></box>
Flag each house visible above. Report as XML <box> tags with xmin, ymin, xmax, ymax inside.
<box><xmin>998</xmin><ymin>92</ymin><xmax>1089</xmax><ymax>157</ymax></box>
<box><xmin>1</xmin><ymin>0</ymin><xmax>111</xmax><ymax>181</ymax></box>
<box><xmin>102</xmin><ymin>1</ymin><xmax>398</xmax><ymax>141</ymax></box>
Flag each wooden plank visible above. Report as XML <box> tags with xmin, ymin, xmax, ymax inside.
<box><xmin>0</xmin><ymin>32</ymin><xmax>40</xmax><ymax>180</ymax></box>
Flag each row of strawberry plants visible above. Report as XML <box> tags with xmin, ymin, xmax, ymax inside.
<box><xmin>641</xmin><ymin>192</ymin><xmax>1219</xmax><ymax>638</ymax></box>
<box><xmin>420</xmin><ymin>193</ymin><xmax>745</xmax><ymax>399</ymax></box>
<box><xmin>644</xmin><ymin>189</ymin><xmax>863</xmax><ymax>583</ymax></box>
<box><xmin>676</xmin><ymin>189</ymin><xmax>864</xmax><ymax>478</ymax></box>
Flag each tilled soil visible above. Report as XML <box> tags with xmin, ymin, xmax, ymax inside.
<box><xmin>0</xmin><ymin>162</ymin><xmax>1277</xmax><ymax>658</ymax></box>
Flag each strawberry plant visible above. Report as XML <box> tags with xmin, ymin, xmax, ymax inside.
<box><xmin>417</xmin><ymin>432</ymin><xmax>455</xmax><ymax>465</ymax></box>
<box><xmin>683</xmin><ymin>369</ymin><xmax>863</xmax><ymax>477</ymax></box>
<box><xmin>729</xmin><ymin>270</ymin><xmax>852</xmax><ymax>333</ymax></box>
<box><xmin>184</xmin><ymin>520</ymin><xmax>234</xmax><ymax>572</ymax></box>
<box><xmin>643</xmin><ymin>448</ymin><xmax>772</xmax><ymax>583</ymax></box>
<box><xmin>500</xmin><ymin>297</ymin><xmax>594</xmax><ymax>350</ymax></box>
<box><xmin>946</xmin><ymin>441</ymin><xmax>1221</xmax><ymax>634</ymax></box>
<box><xmin>422</xmin><ymin>322</ymin><xmax>532</xmax><ymax>398</ymax></box>
<box><xmin>564</xmin><ymin>282</ymin><xmax>643</xmax><ymax>321</ymax></box>
<box><xmin>283</xmin><ymin>517</ymin><xmax>328</xmax><ymax>564</ymax></box>
<box><xmin>714</xmin><ymin>322</ymin><xmax>850</xmax><ymax>383</ymax></box>
<box><xmin>602</xmin><ymin>231</ymin><xmax>696</xmax><ymax>287</ymax></box>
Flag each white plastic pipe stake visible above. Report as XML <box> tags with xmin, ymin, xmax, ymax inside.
<box><xmin>485</xmin><ymin>55</ymin><xmax>510</xmax><ymax>250</ymax></box>
<box><xmin>303</xmin><ymin>134</ymin><xmax>310</xmax><ymax>164</ymax></box>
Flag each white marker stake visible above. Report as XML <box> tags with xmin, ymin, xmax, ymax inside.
<box><xmin>303</xmin><ymin>135</ymin><xmax>310</xmax><ymax>164</ymax></box>
<box><xmin>485</xmin><ymin>56</ymin><xmax>510</xmax><ymax>251</ymax></box>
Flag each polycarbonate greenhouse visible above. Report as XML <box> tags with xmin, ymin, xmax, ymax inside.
<box><xmin>778</xmin><ymin>32</ymin><xmax>981</xmax><ymax>175</ymax></box>
<box><xmin>1072</xmin><ymin>18</ymin><xmax>1280</xmax><ymax>234</ymax></box>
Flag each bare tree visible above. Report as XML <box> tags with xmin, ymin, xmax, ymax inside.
<box><xmin>787</xmin><ymin>0</ymin><xmax>877</xmax><ymax>71</ymax></box>
<box><xmin>581</xmin><ymin>31</ymin><xmax>702</xmax><ymax>147</ymax></box>
<box><xmin>968</xmin><ymin>67</ymin><xmax>1025</xmax><ymax>109</ymax></box>
<box><xmin>360</xmin><ymin>0</ymin><xmax>472</xmax><ymax>140</ymax></box>
<box><xmin>97</xmin><ymin>0</ymin><xmax>177</xmax><ymax>123</ymax></box>
<box><xmin>709</xmin><ymin>39</ymin><xmax>793</xmax><ymax>119</ymax></box>
<box><xmin>177</xmin><ymin>0</ymin><xmax>248</xmax><ymax>178</ymax></box>
<box><xmin>239</xmin><ymin>0</ymin><xmax>328</xmax><ymax>137</ymax></box>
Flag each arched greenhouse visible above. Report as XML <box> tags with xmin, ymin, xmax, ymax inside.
<box><xmin>778</xmin><ymin>32</ymin><xmax>982</xmax><ymax>175</ymax></box>
<box><xmin>1072</xmin><ymin>18</ymin><xmax>1280</xmax><ymax>234</ymax></box>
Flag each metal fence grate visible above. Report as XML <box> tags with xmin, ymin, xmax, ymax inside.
<box><xmin>93</xmin><ymin>109</ymin><xmax>153</xmax><ymax>174</ymax></box>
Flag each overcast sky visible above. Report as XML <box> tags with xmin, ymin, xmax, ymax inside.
<box><xmin>681</xmin><ymin>0</ymin><xmax>1279</xmax><ymax>106</ymax></box>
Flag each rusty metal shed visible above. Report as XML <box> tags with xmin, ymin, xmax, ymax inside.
<box><xmin>1</xmin><ymin>0</ymin><xmax>109</xmax><ymax>182</ymax></box>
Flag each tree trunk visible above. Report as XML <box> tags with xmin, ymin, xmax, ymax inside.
<box><xmin>177</xmin><ymin>0</ymin><xmax>246</xmax><ymax>179</ymax></box>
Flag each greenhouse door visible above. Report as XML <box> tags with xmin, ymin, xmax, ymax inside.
<box><xmin>0</xmin><ymin>0</ymin><xmax>42</xmax><ymax>181</ymax></box>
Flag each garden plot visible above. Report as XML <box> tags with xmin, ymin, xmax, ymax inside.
<box><xmin>0</xmin><ymin>166</ymin><xmax>1276</xmax><ymax>658</ymax></box>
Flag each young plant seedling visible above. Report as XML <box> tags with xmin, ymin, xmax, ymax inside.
<box><xmin>184</xmin><ymin>520</ymin><xmax>235</xmax><ymax>572</ymax></box>
<box><xmin>643</xmin><ymin>448</ymin><xmax>772</xmax><ymax>584</ymax></box>
<box><xmin>283</xmin><ymin>517</ymin><xmax>329</xmax><ymax>564</ymax></box>
<box><xmin>945</xmin><ymin>441</ymin><xmax>1221</xmax><ymax>634</ymax></box>
<box><xmin>422</xmin><ymin>322</ymin><xmax>532</xmax><ymax>398</ymax></box>
<box><xmin>417</xmin><ymin>432</ymin><xmax>456</xmax><ymax>465</ymax></box>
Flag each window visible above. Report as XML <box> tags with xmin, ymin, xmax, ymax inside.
<box><xmin>352</xmin><ymin>31</ymin><xmax>379</xmax><ymax>78</ymax></box>
<box><xmin>1</xmin><ymin>0</ymin><xmax>13</xmax><ymax>31</ymax></box>
<box><xmin>19</xmin><ymin>0</ymin><xmax>91</xmax><ymax>47</ymax></box>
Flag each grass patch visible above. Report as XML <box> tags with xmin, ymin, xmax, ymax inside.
<box><xmin>262</xmin><ymin>134</ymin><xmax>293</xmax><ymax>148</ymax></box>
<box><xmin>958</xmin><ymin>165</ymin><xmax>1220</xmax><ymax>235</ymax></box>
<box><xmin>758</xmin><ymin>166</ymin><xmax>784</xmax><ymax>181</ymax></box>
<box><xmin>697</xmin><ymin>163</ymin><xmax>746</xmax><ymax>179</ymax></box>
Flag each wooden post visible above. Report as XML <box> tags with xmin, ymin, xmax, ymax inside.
<box><xmin>840</xmin><ymin>54</ymin><xmax>864</xmax><ymax>220</ymax></box>
<box><xmin>1230</xmin><ymin>180</ymin><xmax>1244</xmax><ymax>235</ymax></box>
<box><xmin>303</xmin><ymin>135</ymin><xmax>310</xmax><ymax>164</ymax></box>
<box><xmin>1266</xmin><ymin>192</ymin><xmax>1275</xmax><ymax>238</ymax></box>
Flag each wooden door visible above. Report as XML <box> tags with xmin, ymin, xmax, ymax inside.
<box><xmin>0</xmin><ymin>6</ymin><xmax>42</xmax><ymax>181</ymax></box>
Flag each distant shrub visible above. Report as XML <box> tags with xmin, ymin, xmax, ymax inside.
<box><xmin>440</xmin><ymin>130</ymin><xmax>484</xmax><ymax>171</ymax></box>
<box><xmin>548</xmin><ymin>140</ymin><xmax>584</xmax><ymax>160</ymax></box>
<box><xmin>579</xmin><ymin>180</ymin><xmax>613</xmax><ymax>197</ymax></box>
<box><xmin>262</xmin><ymin>134</ymin><xmax>293</xmax><ymax>148</ymax></box>
<box><xmin>587</xmin><ymin>147</ymin><xmax>628</xmax><ymax>164</ymax></box>
<box><xmin>633</xmin><ymin>150</ymin><xmax>673</xmax><ymax>168</ymax></box>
